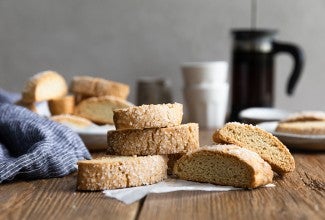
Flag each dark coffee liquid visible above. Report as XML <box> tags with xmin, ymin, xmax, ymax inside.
<box><xmin>230</xmin><ymin>51</ymin><xmax>274</xmax><ymax>121</ymax></box>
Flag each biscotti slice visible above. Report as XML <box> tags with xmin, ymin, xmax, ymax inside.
<box><xmin>107</xmin><ymin>123</ymin><xmax>199</xmax><ymax>156</ymax></box>
<box><xmin>173</xmin><ymin>145</ymin><xmax>273</xmax><ymax>188</ymax></box>
<box><xmin>213</xmin><ymin>122</ymin><xmax>295</xmax><ymax>175</ymax></box>
<box><xmin>77</xmin><ymin>155</ymin><xmax>168</xmax><ymax>191</ymax></box>
<box><xmin>22</xmin><ymin>70</ymin><xmax>68</xmax><ymax>103</ymax></box>
<box><xmin>48</xmin><ymin>95</ymin><xmax>75</xmax><ymax>115</ymax></box>
<box><xmin>276</xmin><ymin>121</ymin><xmax>325</xmax><ymax>135</ymax></box>
<box><xmin>113</xmin><ymin>103</ymin><xmax>183</xmax><ymax>129</ymax></box>
<box><xmin>74</xmin><ymin>95</ymin><xmax>133</xmax><ymax>124</ymax></box>
<box><xmin>50</xmin><ymin>114</ymin><xmax>94</xmax><ymax>128</ymax></box>
<box><xmin>281</xmin><ymin>111</ymin><xmax>325</xmax><ymax>123</ymax></box>
<box><xmin>71</xmin><ymin>76</ymin><xmax>130</xmax><ymax>100</ymax></box>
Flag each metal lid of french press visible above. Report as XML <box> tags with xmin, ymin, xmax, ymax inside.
<box><xmin>232</xmin><ymin>29</ymin><xmax>277</xmax><ymax>52</ymax></box>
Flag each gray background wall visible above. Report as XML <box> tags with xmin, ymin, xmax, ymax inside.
<box><xmin>0</xmin><ymin>0</ymin><xmax>324</xmax><ymax>112</ymax></box>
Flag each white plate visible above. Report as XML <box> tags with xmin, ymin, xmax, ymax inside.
<box><xmin>69</xmin><ymin>124</ymin><xmax>115</xmax><ymax>151</ymax></box>
<box><xmin>239</xmin><ymin>107</ymin><xmax>291</xmax><ymax>124</ymax></box>
<box><xmin>39</xmin><ymin>104</ymin><xmax>115</xmax><ymax>151</ymax></box>
<box><xmin>257</xmin><ymin>121</ymin><xmax>325</xmax><ymax>151</ymax></box>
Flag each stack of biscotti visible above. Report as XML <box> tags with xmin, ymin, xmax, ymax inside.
<box><xmin>276</xmin><ymin>111</ymin><xmax>325</xmax><ymax>135</ymax></box>
<box><xmin>77</xmin><ymin>103</ymin><xmax>200</xmax><ymax>191</ymax></box>
<box><xmin>108</xmin><ymin>103</ymin><xmax>199</xmax><ymax>155</ymax></box>
<box><xmin>108</xmin><ymin>103</ymin><xmax>199</xmax><ymax>174</ymax></box>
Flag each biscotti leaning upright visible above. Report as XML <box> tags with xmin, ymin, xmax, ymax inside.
<box><xmin>213</xmin><ymin>122</ymin><xmax>295</xmax><ymax>175</ymax></box>
<box><xmin>21</xmin><ymin>70</ymin><xmax>68</xmax><ymax>103</ymax></box>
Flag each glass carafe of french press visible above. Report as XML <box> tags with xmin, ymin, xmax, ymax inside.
<box><xmin>230</xmin><ymin>29</ymin><xmax>304</xmax><ymax>121</ymax></box>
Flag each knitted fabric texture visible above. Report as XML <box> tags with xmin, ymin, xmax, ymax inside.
<box><xmin>0</xmin><ymin>92</ymin><xmax>91</xmax><ymax>182</ymax></box>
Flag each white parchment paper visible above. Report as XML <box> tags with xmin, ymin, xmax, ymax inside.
<box><xmin>103</xmin><ymin>178</ymin><xmax>275</xmax><ymax>204</ymax></box>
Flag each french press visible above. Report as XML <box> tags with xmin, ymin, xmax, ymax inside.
<box><xmin>230</xmin><ymin>29</ymin><xmax>304</xmax><ymax>121</ymax></box>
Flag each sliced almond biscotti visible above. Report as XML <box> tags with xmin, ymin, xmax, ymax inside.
<box><xmin>113</xmin><ymin>103</ymin><xmax>183</xmax><ymax>129</ymax></box>
<box><xmin>213</xmin><ymin>122</ymin><xmax>295</xmax><ymax>175</ymax></box>
<box><xmin>74</xmin><ymin>95</ymin><xmax>133</xmax><ymax>124</ymax></box>
<box><xmin>22</xmin><ymin>70</ymin><xmax>68</xmax><ymax>103</ymax></box>
<box><xmin>71</xmin><ymin>76</ymin><xmax>130</xmax><ymax>100</ymax></box>
<box><xmin>173</xmin><ymin>145</ymin><xmax>273</xmax><ymax>188</ymax></box>
<box><xmin>77</xmin><ymin>155</ymin><xmax>168</xmax><ymax>191</ymax></box>
<box><xmin>107</xmin><ymin>123</ymin><xmax>199</xmax><ymax>156</ymax></box>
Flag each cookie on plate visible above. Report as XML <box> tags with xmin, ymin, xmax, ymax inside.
<box><xmin>71</xmin><ymin>76</ymin><xmax>130</xmax><ymax>100</ymax></box>
<box><xmin>280</xmin><ymin>111</ymin><xmax>325</xmax><ymax>123</ymax></box>
<box><xmin>276</xmin><ymin>121</ymin><xmax>325</xmax><ymax>135</ymax></box>
<box><xmin>74</xmin><ymin>95</ymin><xmax>133</xmax><ymax>124</ymax></box>
<box><xmin>22</xmin><ymin>70</ymin><xmax>68</xmax><ymax>103</ymax></box>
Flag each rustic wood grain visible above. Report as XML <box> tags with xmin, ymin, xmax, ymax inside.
<box><xmin>0</xmin><ymin>173</ymin><xmax>139</xmax><ymax>220</ymax></box>
<box><xmin>0</xmin><ymin>130</ymin><xmax>324</xmax><ymax>220</ymax></box>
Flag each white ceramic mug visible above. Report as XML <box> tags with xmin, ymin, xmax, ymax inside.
<box><xmin>181</xmin><ymin>61</ymin><xmax>228</xmax><ymax>87</ymax></box>
<box><xmin>183</xmin><ymin>83</ymin><xmax>229</xmax><ymax>128</ymax></box>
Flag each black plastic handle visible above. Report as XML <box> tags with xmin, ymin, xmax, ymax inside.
<box><xmin>273</xmin><ymin>42</ymin><xmax>304</xmax><ymax>95</ymax></box>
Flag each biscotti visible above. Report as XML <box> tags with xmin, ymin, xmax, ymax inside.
<box><xmin>213</xmin><ymin>122</ymin><xmax>295</xmax><ymax>175</ymax></box>
<box><xmin>174</xmin><ymin>145</ymin><xmax>273</xmax><ymax>188</ymax></box>
<box><xmin>113</xmin><ymin>103</ymin><xmax>183</xmax><ymax>129</ymax></box>
<box><xmin>280</xmin><ymin>111</ymin><xmax>325</xmax><ymax>122</ymax></box>
<box><xmin>50</xmin><ymin>114</ymin><xmax>94</xmax><ymax>128</ymax></box>
<box><xmin>276</xmin><ymin>121</ymin><xmax>325</xmax><ymax>135</ymax></box>
<box><xmin>107</xmin><ymin>123</ymin><xmax>199</xmax><ymax>156</ymax></box>
<box><xmin>71</xmin><ymin>76</ymin><xmax>130</xmax><ymax>100</ymax></box>
<box><xmin>48</xmin><ymin>95</ymin><xmax>75</xmax><ymax>115</ymax></box>
<box><xmin>22</xmin><ymin>70</ymin><xmax>68</xmax><ymax>103</ymax></box>
<box><xmin>77</xmin><ymin>155</ymin><xmax>168</xmax><ymax>191</ymax></box>
<box><xmin>74</xmin><ymin>95</ymin><xmax>133</xmax><ymax>124</ymax></box>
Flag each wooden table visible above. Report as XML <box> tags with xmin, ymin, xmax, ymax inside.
<box><xmin>1</xmin><ymin>130</ymin><xmax>324</xmax><ymax>220</ymax></box>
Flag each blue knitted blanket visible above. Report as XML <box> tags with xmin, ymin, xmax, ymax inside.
<box><xmin>0</xmin><ymin>89</ymin><xmax>91</xmax><ymax>183</ymax></box>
